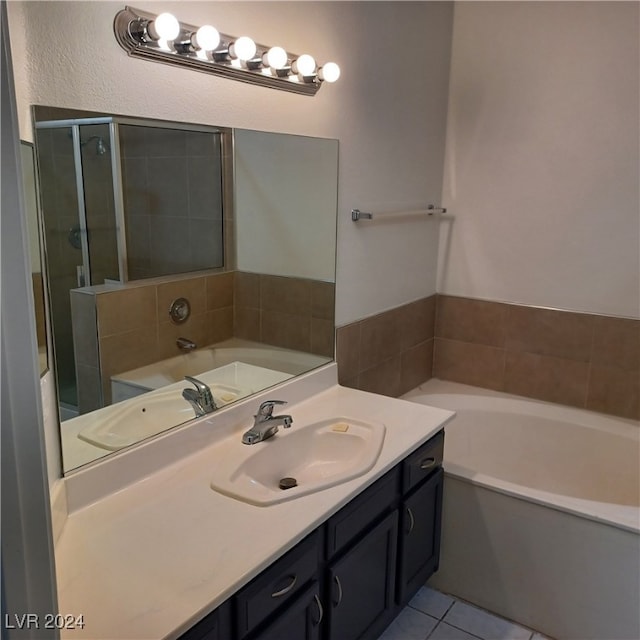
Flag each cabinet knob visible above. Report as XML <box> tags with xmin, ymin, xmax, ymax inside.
<box><xmin>271</xmin><ymin>574</ymin><xmax>297</xmax><ymax>598</ymax></box>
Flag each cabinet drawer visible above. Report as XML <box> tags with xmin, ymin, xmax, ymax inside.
<box><xmin>402</xmin><ymin>430</ymin><xmax>444</xmax><ymax>493</ymax></box>
<box><xmin>235</xmin><ymin>530</ymin><xmax>321</xmax><ymax>638</ymax></box>
<box><xmin>248</xmin><ymin>581</ymin><xmax>323</xmax><ymax>640</ymax></box>
<box><xmin>326</xmin><ymin>466</ymin><xmax>400</xmax><ymax>559</ymax></box>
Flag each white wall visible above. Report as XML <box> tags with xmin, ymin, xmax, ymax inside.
<box><xmin>438</xmin><ymin>1</ymin><xmax>639</xmax><ymax>319</ymax></box>
<box><xmin>234</xmin><ymin>129</ymin><xmax>338</xmax><ymax>282</ymax></box>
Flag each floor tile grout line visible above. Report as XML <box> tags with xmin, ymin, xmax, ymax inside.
<box><xmin>443</xmin><ymin>593</ymin><xmax>543</xmax><ymax>640</ymax></box>
<box><xmin>404</xmin><ymin>587</ymin><xmax>548</xmax><ymax>640</ymax></box>
<box><xmin>425</xmin><ymin>618</ymin><xmax>485</xmax><ymax>640</ymax></box>
<box><xmin>441</xmin><ymin>597</ymin><xmax>456</xmax><ymax>619</ymax></box>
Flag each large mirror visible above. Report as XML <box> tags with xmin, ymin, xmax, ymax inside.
<box><xmin>21</xmin><ymin>141</ymin><xmax>49</xmax><ymax>375</ymax></box>
<box><xmin>32</xmin><ymin>106</ymin><xmax>338</xmax><ymax>473</ymax></box>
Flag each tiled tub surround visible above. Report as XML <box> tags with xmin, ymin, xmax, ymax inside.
<box><xmin>404</xmin><ymin>379</ymin><xmax>639</xmax><ymax>640</ymax></box>
<box><xmin>434</xmin><ymin>295</ymin><xmax>639</xmax><ymax>420</ymax></box>
<box><xmin>337</xmin><ymin>295</ymin><xmax>436</xmax><ymax>397</ymax></box>
<box><xmin>71</xmin><ymin>271</ymin><xmax>334</xmax><ymax>411</ymax></box>
<box><xmin>336</xmin><ymin>294</ymin><xmax>639</xmax><ymax>420</ymax></box>
<box><xmin>234</xmin><ymin>271</ymin><xmax>335</xmax><ymax>357</ymax></box>
<box><xmin>119</xmin><ymin>124</ymin><xmax>228</xmax><ymax>280</ymax></box>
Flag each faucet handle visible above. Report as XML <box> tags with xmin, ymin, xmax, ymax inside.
<box><xmin>185</xmin><ymin>375</ymin><xmax>207</xmax><ymax>393</ymax></box>
<box><xmin>257</xmin><ymin>400</ymin><xmax>287</xmax><ymax>418</ymax></box>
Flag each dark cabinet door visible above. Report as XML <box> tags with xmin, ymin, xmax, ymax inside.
<box><xmin>326</xmin><ymin>511</ymin><xmax>399</xmax><ymax>640</ymax></box>
<box><xmin>397</xmin><ymin>466</ymin><xmax>444</xmax><ymax>604</ymax></box>
<box><xmin>178</xmin><ymin>600</ymin><xmax>232</xmax><ymax>640</ymax></box>
<box><xmin>250</xmin><ymin>582</ymin><xmax>323</xmax><ymax>640</ymax></box>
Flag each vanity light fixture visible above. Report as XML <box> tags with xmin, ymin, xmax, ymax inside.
<box><xmin>114</xmin><ymin>6</ymin><xmax>341</xmax><ymax>96</ymax></box>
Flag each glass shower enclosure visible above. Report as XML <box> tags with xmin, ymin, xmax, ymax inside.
<box><xmin>34</xmin><ymin>116</ymin><xmax>224</xmax><ymax>416</ymax></box>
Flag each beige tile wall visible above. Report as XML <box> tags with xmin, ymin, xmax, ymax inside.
<box><xmin>434</xmin><ymin>295</ymin><xmax>640</xmax><ymax>420</ymax></box>
<box><xmin>73</xmin><ymin>270</ymin><xmax>334</xmax><ymax>409</ymax></box>
<box><xmin>336</xmin><ymin>296</ymin><xmax>436</xmax><ymax>397</ymax></box>
<box><xmin>84</xmin><ymin>272</ymin><xmax>234</xmax><ymax>407</ymax></box>
<box><xmin>335</xmin><ymin>294</ymin><xmax>639</xmax><ymax>420</ymax></box>
<box><xmin>234</xmin><ymin>272</ymin><xmax>335</xmax><ymax>358</ymax></box>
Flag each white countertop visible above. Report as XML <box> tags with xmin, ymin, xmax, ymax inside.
<box><xmin>55</xmin><ymin>368</ymin><xmax>454</xmax><ymax>640</ymax></box>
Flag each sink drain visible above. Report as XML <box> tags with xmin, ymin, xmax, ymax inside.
<box><xmin>279</xmin><ymin>477</ymin><xmax>298</xmax><ymax>490</ymax></box>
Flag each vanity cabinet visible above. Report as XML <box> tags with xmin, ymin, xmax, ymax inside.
<box><xmin>249</xmin><ymin>582</ymin><xmax>323</xmax><ymax>640</ymax></box>
<box><xmin>325</xmin><ymin>511</ymin><xmax>398</xmax><ymax>640</ymax></box>
<box><xmin>397</xmin><ymin>468</ymin><xmax>444</xmax><ymax>603</ymax></box>
<box><xmin>397</xmin><ymin>431</ymin><xmax>445</xmax><ymax>604</ymax></box>
<box><xmin>323</xmin><ymin>467</ymin><xmax>400</xmax><ymax>640</ymax></box>
<box><xmin>179</xmin><ymin>429</ymin><xmax>444</xmax><ymax>640</ymax></box>
<box><xmin>235</xmin><ymin>530</ymin><xmax>322</xmax><ymax>639</ymax></box>
<box><xmin>178</xmin><ymin>600</ymin><xmax>232</xmax><ymax>640</ymax></box>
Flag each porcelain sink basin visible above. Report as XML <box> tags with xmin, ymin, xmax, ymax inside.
<box><xmin>77</xmin><ymin>382</ymin><xmax>247</xmax><ymax>451</ymax></box>
<box><xmin>210</xmin><ymin>417</ymin><xmax>386</xmax><ymax>505</ymax></box>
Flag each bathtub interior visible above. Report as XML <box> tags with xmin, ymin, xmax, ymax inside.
<box><xmin>403</xmin><ymin>378</ymin><xmax>640</xmax><ymax>530</ymax></box>
<box><xmin>61</xmin><ymin>339</ymin><xmax>332</xmax><ymax>470</ymax></box>
<box><xmin>111</xmin><ymin>337</ymin><xmax>332</xmax><ymax>398</ymax></box>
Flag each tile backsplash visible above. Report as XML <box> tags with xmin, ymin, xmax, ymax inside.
<box><xmin>71</xmin><ymin>271</ymin><xmax>334</xmax><ymax>412</ymax></box>
<box><xmin>434</xmin><ymin>295</ymin><xmax>639</xmax><ymax>420</ymax></box>
<box><xmin>336</xmin><ymin>296</ymin><xmax>436</xmax><ymax>398</ymax></box>
<box><xmin>235</xmin><ymin>272</ymin><xmax>335</xmax><ymax>357</ymax></box>
<box><xmin>336</xmin><ymin>294</ymin><xmax>639</xmax><ymax>420</ymax></box>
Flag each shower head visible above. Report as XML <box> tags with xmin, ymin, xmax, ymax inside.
<box><xmin>79</xmin><ymin>135</ymin><xmax>110</xmax><ymax>156</ymax></box>
<box><xmin>96</xmin><ymin>138</ymin><xmax>107</xmax><ymax>155</ymax></box>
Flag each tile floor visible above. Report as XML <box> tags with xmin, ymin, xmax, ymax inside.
<box><xmin>378</xmin><ymin>587</ymin><xmax>554</xmax><ymax>640</ymax></box>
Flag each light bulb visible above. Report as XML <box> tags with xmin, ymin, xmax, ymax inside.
<box><xmin>230</xmin><ymin>36</ymin><xmax>257</xmax><ymax>62</ymax></box>
<box><xmin>192</xmin><ymin>25</ymin><xmax>220</xmax><ymax>51</ymax></box>
<box><xmin>318</xmin><ymin>62</ymin><xmax>340</xmax><ymax>83</ymax></box>
<box><xmin>292</xmin><ymin>54</ymin><xmax>316</xmax><ymax>77</ymax></box>
<box><xmin>263</xmin><ymin>46</ymin><xmax>288</xmax><ymax>70</ymax></box>
<box><xmin>149</xmin><ymin>12</ymin><xmax>180</xmax><ymax>41</ymax></box>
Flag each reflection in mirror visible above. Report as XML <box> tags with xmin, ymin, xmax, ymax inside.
<box><xmin>32</xmin><ymin>107</ymin><xmax>338</xmax><ymax>473</ymax></box>
<box><xmin>34</xmin><ymin>113</ymin><xmax>229</xmax><ymax>411</ymax></box>
<box><xmin>20</xmin><ymin>141</ymin><xmax>49</xmax><ymax>375</ymax></box>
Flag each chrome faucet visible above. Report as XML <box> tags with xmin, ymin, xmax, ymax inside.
<box><xmin>177</xmin><ymin>337</ymin><xmax>197</xmax><ymax>352</ymax></box>
<box><xmin>242</xmin><ymin>400</ymin><xmax>293</xmax><ymax>445</ymax></box>
<box><xmin>182</xmin><ymin>375</ymin><xmax>217</xmax><ymax>417</ymax></box>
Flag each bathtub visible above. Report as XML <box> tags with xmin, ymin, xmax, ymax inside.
<box><xmin>111</xmin><ymin>338</ymin><xmax>332</xmax><ymax>402</ymax></box>
<box><xmin>403</xmin><ymin>379</ymin><xmax>640</xmax><ymax>640</ymax></box>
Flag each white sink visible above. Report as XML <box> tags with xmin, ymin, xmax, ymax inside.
<box><xmin>77</xmin><ymin>383</ymin><xmax>247</xmax><ymax>451</ymax></box>
<box><xmin>210</xmin><ymin>417</ymin><xmax>386</xmax><ymax>505</ymax></box>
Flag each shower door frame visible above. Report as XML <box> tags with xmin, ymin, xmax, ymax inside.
<box><xmin>34</xmin><ymin>115</ymin><xmax>229</xmax><ymax>414</ymax></box>
<box><xmin>36</xmin><ymin>115</ymin><xmax>228</xmax><ymax>285</ymax></box>
<box><xmin>35</xmin><ymin>116</ymin><xmax>128</xmax><ymax>284</ymax></box>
